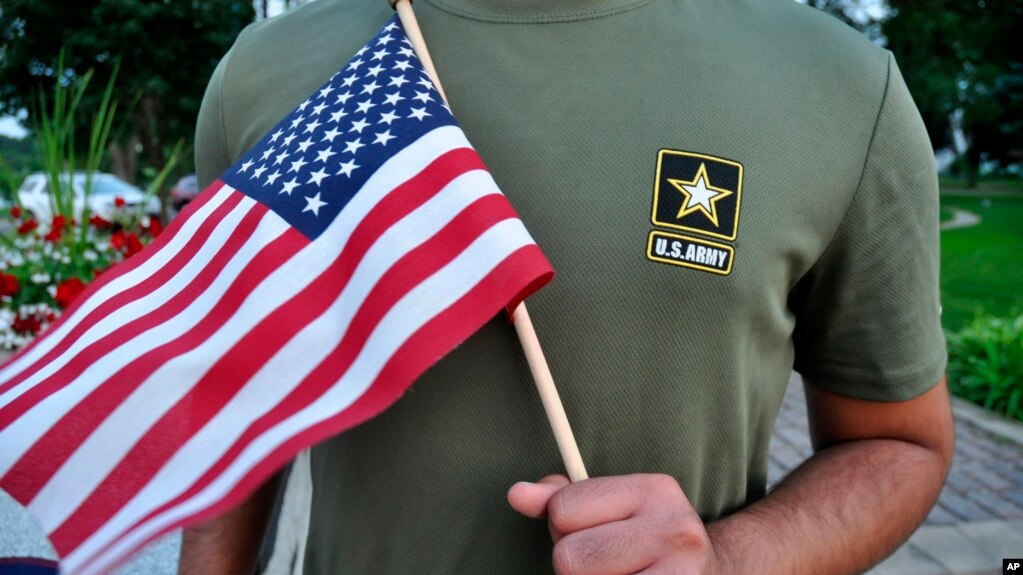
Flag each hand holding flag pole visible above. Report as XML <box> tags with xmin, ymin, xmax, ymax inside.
<box><xmin>392</xmin><ymin>0</ymin><xmax>589</xmax><ymax>483</ymax></box>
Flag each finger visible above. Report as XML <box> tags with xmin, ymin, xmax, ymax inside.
<box><xmin>552</xmin><ymin>519</ymin><xmax>658</xmax><ymax>575</ymax></box>
<box><xmin>547</xmin><ymin>475</ymin><xmax>648</xmax><ymax>536</ymax></box>
<box><xmin>633</xmin><ymin>558</ymin><xmax>704</xmax><ymax>575</ymax></box>
<box><xmin>508</xmin><ymin>474</ymin><xmax>571</xmax><ymax>519</ymax></box>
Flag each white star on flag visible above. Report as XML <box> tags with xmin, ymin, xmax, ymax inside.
<box><xmin>373</xmin><ymin>130</ymin><xmax>396</xmax><ymax>146</ymax></box>
<box><xmin>302</xmin><ymin>191</ymin><xmax>327</xmax><ymax>215</ymax></box>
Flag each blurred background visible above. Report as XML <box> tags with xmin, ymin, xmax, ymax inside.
<box><xmin>0</xmin><ymin>0</ymin><xmax>1020</xmax><ymax>573</ymax></box>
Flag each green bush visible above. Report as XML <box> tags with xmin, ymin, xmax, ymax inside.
<box><xmin>946</xmin><ymin>312</ymin><xmax>1023</xmax><ymax>421</ymax></box>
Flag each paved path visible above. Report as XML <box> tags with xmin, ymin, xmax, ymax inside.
<box><xmin>940</xmin><ymin>207</ymin><xmax>982</xmax><ymax>231</ymax></box>
<box><xmin>3</xmin><ymin>374</ymin><xmax>1022</xmax><ymax>573</ymax></box>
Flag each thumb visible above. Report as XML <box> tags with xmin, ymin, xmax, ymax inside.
<box><xmin>507</xmin><ymin>474</ymin><xmax>571</xmax><ymax>519</ymax></box>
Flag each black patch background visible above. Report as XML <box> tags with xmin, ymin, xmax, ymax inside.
<box><xmin>654</xmin><ymin>151</ymin><xmax>741</xmax><ymax>240</ymax></box>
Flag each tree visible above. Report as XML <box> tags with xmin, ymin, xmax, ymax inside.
<box><xmin>884</xmin><ymin>0</ymin><xmax>1023</xmax><ymax>186</ymax></box>
<box><xmin>0</xmin><ymin>0</ymin><xmax>255</xmax><ymax>185</ymax></box>
<box><xmin>799</xmin><ymin>0</ymin><xmax>888</xmax><ymax>41</ymax></box>
<box><xmin>255</xmin><ymin>0</ymin><xmax>311</xmax><ymax>19</ymax></box>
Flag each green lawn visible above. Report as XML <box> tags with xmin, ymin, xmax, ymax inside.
<box><xmin>939</xmin><ymin>193</ymin><xmax>1023</xmax><ymax>331</ymax></box>
<box><xmin>939</xmin><ymin>176</ymin><xmax>1023</xmax><ymax>194</ymax></box>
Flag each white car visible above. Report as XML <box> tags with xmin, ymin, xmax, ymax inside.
<box><xmin>16</xmin><ymin>172</ymin><xmax>161</xmax><ymax>223</ymax></box>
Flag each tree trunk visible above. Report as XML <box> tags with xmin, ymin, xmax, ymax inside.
<box><xmin>966</xmin><ymin>146</ymin><xmax>981</xmax><ymax>189</ymax></box>
<box><xmin>107</xmin><ymin>135</ymin><xmax>140</xmax><ymax>184</ymax></box>
<box><xmin>133</xmin><ymin>93</ymin><xmax>172</xmax><ymax>220</ymax></box>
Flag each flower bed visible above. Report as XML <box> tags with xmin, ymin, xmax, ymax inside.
<box><xmin>0</xmin><ymin>206</ymin><xmax>161</xmax><ymax>350</ymax></box>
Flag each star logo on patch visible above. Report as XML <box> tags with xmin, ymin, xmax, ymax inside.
<box><xmin>668</xmin><ymin>163</ymin><xmax>734</xmax><ymax>227</ymax></box>
<box><xmin>650</xmin><ymin>149</ymin><xmax>744</xmax><ymax>242</ymax></box>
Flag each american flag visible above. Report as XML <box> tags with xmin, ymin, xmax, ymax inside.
<box><xmin>0</xmin><ymin>16</ymin><xmax>553</xmax><ymax>574</ymax></box>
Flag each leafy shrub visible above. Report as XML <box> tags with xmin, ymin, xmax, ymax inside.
<box><xmin>946</xmin><ymin>312</ymin><xmax>1023</xmax><ymax>421</ymax></box>
<box><xmin>0</xmin><ymin>208</ymin><xmax>162</xmax><ymax>349</ymax></box>
<box><xmin>0</xmin><ymin>53</ymin><xmax>176</xmax><ymax>350</ymax></box>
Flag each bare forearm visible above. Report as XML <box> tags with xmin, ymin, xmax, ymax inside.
<box><xmin>178</xmin><ymin>471</ymin><xmax>283</xmax><ymax>575</ymax></box>
<box><xmin>707</xmin><ymin>439</ymin><xmax>949</xmax><ymax>575</ymax></box>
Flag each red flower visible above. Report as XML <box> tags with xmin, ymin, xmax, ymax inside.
<box><xmin>10</xmin><ymin>206</ymin><xmax>21</xmax><ymax>219</ymax></box>
<box><xmin>55</xmin><ymin>277</ymin><xmax>87</xmax><ymax>309</ymax></box>
<box><xmin>0</xmin><ymin>273</ymin><xmax>19</xmax><ymax>297</ymax></box>
<box><xmin>145</xmin><ymin>218</ymin><xmax>163</xmax><ymax>238</ymax></box>
<box><xmin>12</xmin><ymin>313</ymin><xmax>42</xmax><ymax>334</ymax></box>
<box><xmin>17</xmin><ymin>219</ymin><xmax>38</xmax><ymax>235</ymax></box>
<box><xmin>114</xmin><ymin>196</ymin><xmax>126</xmax><ymax>207</ymax></box>
<box><xmin>90</xmin><ymin>214</ymin><xmax>112</xmax><ymax>230</ymax></box>
<box><xmin>123</xmin><ymin>233</ymin><xmax>144</xmax><ymax>257</ymax></box>
<box><xmin>44</xmin><ymin>214</ymin><xmax>68</xmax><ymax>242</ymax></box>
<box><xmin>111</xmin><ymin>230</ymin><xmax>143</xmax><ymax>257</ymax></box>
<box><xmin>110</xmin><ymin>230</ymin><xmax>126</xmax><ymax>250</ymax></box>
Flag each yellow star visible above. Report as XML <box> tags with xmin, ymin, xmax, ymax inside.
<box><xmin>668</xmin><ymin>163</ymin><xmax>733</xmax><ymax>227</ymax></box>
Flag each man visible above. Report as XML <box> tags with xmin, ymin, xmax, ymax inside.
<box><xmin>182</xmin><ymin>0</ymin><xmax>953</xmax><ymax>573</ymax></box>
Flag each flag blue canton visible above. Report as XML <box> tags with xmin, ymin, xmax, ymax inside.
<box><xmin>220</xmin><ymin>16</ymin><xmax>454</xmax><ymax>240</ymax></box>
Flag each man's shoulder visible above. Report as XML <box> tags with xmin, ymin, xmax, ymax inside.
<box><xmin>213</xmin><ymin>0</ymin><xmax>392</xmax><ymax>160</ymax></box>
<box><xmin>233</xmin><ymin>0</ymin><xmax>390</xmax><ymax>62</ymax></box>
<box><xmin>228</xmin><ymin>0</ymin><xmax>392</xmax><ymax>77</ymax></box>
<box><xmin>732</xmin><ymin>0</ymin><xmax>887</xmax><ymax>59</ymax></box>
<box><xmin>696</xmin><ymin>0</ymin><xmax>891</xmax><ymax>92</ymax></box>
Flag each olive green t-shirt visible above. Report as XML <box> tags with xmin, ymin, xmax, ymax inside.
<box><xmin>195</xmin><ymin>0</ymin><xmax>946</xmax><ymax>572</ymax></box>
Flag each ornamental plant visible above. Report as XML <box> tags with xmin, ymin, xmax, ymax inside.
<box><xmin>946</xmin><ymin>311</ymin><xmax>1023</xmax><ymax>422</ymax></box>
<box><xmin>0</xmin><ymin>53</ymin><xmax>176</xmax><ymax>350</ymax></box>
<box><xmin>0</xmin><ymin>207</ymin><xmax>163</xmax><ymax>349</ymax></box>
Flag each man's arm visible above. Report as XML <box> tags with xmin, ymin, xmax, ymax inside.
<box><xmin>178</xmin><ymin>471</ymin><xmax>283</xmax><ymax>575</ymax></box>
<box><xmin>708</xmin><ymin>377</ymin><xmax>953</xmax><ymax>574</ymax></box>
<box><xmin>508</xmin><ymin>378</ymin><xmax>953</xmax><ymax>575</ymax></box>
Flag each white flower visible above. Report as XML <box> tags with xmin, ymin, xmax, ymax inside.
<box><xmin>31</xmin><ymin>273</ymin><xmax>51</xmax><ymax>284</ymax></box>
<box><xmin>84</xmin><ymin>250</ymin><xmax>98</xmax><ymax>261</ymax></box>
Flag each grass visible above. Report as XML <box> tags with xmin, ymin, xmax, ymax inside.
<box><xmin>939</xmin><ymin>193</ymin><xmax>1023</xmax><ymax>332</ymax></box>
<box><xmin>938</xmin><ymin>176</ymin><xmax>1023</xmax><ymax>193</ymax></box>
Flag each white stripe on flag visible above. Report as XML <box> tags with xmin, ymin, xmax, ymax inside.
<box><xmin>0</xmin><ymin>194</ymin><xmax>264</xmax><ymax>473</ymax></box>
<box><xmin>52</xmin><ymin>167</ymin><xmax>500</xmax><ymax>548</ymax></box>
<box><xmin>63</xmin><ymin>166</ymin><xmax>503</xmax><ymax>568</ymax></box>
<box><xmin>24</xmin><ymin>126</ymin><xmax>475</xmax><ymax>531</ymax></box>
<box><xmin>18</xmin><ymin>205</ymin><xmax>288</xmax><ymax>525</ymax></box>
<box><xmin>0</xmin><ymin>186</ymin><xmax>236</xmax><ymax>385</ymax></box>
<box><xmin>69</xmin><ymin>218</ymin><xmax>536</xmax><ymax>575</ymax></box>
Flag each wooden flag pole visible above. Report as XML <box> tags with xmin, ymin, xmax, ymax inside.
<box><xmin>508</xmin><ymin>303</ymin><xmax>589</xmax><ymax>482</ymax></box>
<box><xmin>391</xmin><ymin>0</ymin><xmax>589</xmax><ymax>482</ymax></box>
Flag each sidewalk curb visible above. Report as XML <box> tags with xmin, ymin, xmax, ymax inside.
<box><xmin>951</xmin><ymin>397</ymin><xmax>1023</xmax><ymax>447</ymax></box>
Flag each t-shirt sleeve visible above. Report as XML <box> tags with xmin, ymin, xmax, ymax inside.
<box><xmin>194</xmin><ymin>48</ymin><xmax>236</xmax><ymax>190</ymax></box>
<box><xmin>790</xmin><ymin>52</ymin><xmax>946</xmax><ymax>402</ymax></box>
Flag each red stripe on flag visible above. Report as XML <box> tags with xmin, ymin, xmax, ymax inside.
<box><xmin>0</xmin><ymin>200</ymin><xmax>271</xmax><ymax>499</ymax></box>
<box><xmin>0</xmin><ymin>187</ymin><xmax>245</xmax><ymax>399</ymax></box>
<box><xmin>47</xmin><ymin>148</ymin><xmax>486</xmax><ymax>552</ymax></box>
<box><xmin>0</xmin><ymin>182</ymin><xmax>229</xmax><ymax>374</ymax></box>
<box><xmin>72</xmin><ymin>243</ymin><xmax>550</xmax><ymax>575</ymax></box>
<box><xmin>1</xmin><ymin>219</ymin><xmax>306</xmax><ymax>508</ymax></box>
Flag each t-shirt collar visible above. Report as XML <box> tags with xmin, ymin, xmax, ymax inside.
<box><xmin>422</xmin><ymin>0</ymin><xmax>653</xmax><ymax>23</ymax></box>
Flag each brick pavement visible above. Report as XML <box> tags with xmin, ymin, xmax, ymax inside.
<box><xmin>772</xmin><ymin>374</ymin><xmax>1023</xmax><ymax>574</ymax></box>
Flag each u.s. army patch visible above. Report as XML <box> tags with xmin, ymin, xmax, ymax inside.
<box><xmin>646</xmin><ymin>230</ymin><xmax>734</xmax><ymax>275</ymax></box>
<box><xmin>651</xmin><ymin>149</ymin><xmax>743</xmax><ymax>241</ymax></box>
